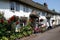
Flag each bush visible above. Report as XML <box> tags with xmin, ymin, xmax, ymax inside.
<box><xmin>0</xmin><ymin>36</ymin><xmax>8</xmax><ymax>40</ymax></box>
<box><xmin>0</xmin><ymin>13</ymin><xmax>33</xmax><ymax>40</ymax></box>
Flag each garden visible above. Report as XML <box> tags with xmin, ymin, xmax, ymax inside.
<box><xmin>0</xmin><ymin>12</ymin><xmax>34</xmax><ymax>40</ymax></box>
<box><xmin>0</xmin><ymin>12</ymin><xmax>47</xmax><ymax>40</ymax></box>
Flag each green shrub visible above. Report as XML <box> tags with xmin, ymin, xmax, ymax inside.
<box><xmin>0</xmin><ymin>36</ymin><xmax>8</xmax><ymax>40</ymax></box>
<box><xmin>27</xmin><ymin>30</ymin><xmax>33</xmax><ymax>35</ymax></box>
<box><xmin>15</xmin><ymin>33</ymin><xmax>24</xmax><ymax>38</ymax></box>
<box><xmin>23</xmin><ymin>31</ymin><xmax>28</xmax><ymax>36</ymax></box>
<box><xmin>0</xmin><ymin>12</ymin><xmax>34</xmax><ymax>40</ymax></box>
<box><xmin>10</xmin><ymin>35</ymin><xmax>16</xmax><ymax>40</ymax></box>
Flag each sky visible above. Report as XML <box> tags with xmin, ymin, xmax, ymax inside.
<box><xmin>33</xmin><ymin>0</ymin><xmax>60</xmax><ymax>12</ymax></box>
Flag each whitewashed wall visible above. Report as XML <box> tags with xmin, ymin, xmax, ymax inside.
<box><xmin>0</xmin><ymin>1</ymin><xmax>46</xmax><ymax>20</ymax></box>
<box><xmin>50</xmin><ymin>15</ymin><xmax>60</xmax><ymax>25</ymax></box>
<box><xmin>0</xmin><ymin>1</ymin><xmax>14</xmax><ymax>19</ymax></box>
<box><xmin>0</xmin><ymin>1</ymin><xmax>32</xmax><ymax>20</ymax></box>
<box><xmin>55</xmin><ymin>15</ymin><xmax>60</xmax><ymax>25</ymax></box>
<box><xmin>19</xmin><ymin>4</ymin><xmax>32</xmax><ymax>18</ymax></box>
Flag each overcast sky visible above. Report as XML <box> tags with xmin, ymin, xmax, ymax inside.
<box><xmin>33</xmin><ymin>0</ymin><xmax>60</xmax><ymax>12</ymax></box>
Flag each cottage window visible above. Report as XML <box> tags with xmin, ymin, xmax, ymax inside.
<box><xmin>16</xmin><ymin>3</ymin><xmax>20</xmax><ymax>11</ymax></box>
<box><xmin>37</xmin><ymin>12</ymin><xmax>41</xmax><ymax>16</ymax></box>
<box><xmin>10</xmin><ymin>2</ymin><xmax>20</xmax><ymax>11</ymax></box>
<box><xmin>42</xmin><ymin>12</ymin><xmax>46</xmax><ymax>16</ymax></box>
<box><xmin>23</xmin><ymin>6</ymin><xmax>29</xmax><ymax>12</ymax></box>
<box><xmin>23</xmin><ymin>7</ymin><xmax>25</xmax><ymax>12</ymax></box>
<box><xmin>10</xmin><ymin>2</ymin><xmax>15</xmax><ymax>10</ymax></box>
<box><xmin>26</xmin><ymin>7</ymin><xmax>29</xmax><ymax>12</ymax></box>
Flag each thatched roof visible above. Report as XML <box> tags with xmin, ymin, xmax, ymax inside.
<box><xmin>5</xmin><ymin>0</ymin><xmax>60</xmax><ymax>15</ymax></box>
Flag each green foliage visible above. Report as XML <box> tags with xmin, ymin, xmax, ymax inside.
<box><xmin>0</xmin><ymin>36</ymin><xmax>8</xmax><ymax>40</ymax></box>
<box><xmin>10</xmin><ymin>35</ymin><xmax>16</xmax><ymax>40</ymax></box>
<box><xmin>15</xmin><ymin>33</ymin><xmax>24</xmax><ymax>38</ymax></box>
<box><xmin>27</xmin><ymin>30</ymin><xmax>33</xmax><ymax>35</ymax></box>
<box><xmin>3</xmin><ymin>20</ymin><xmax>8</xmax><ymax>25</ymax></box>
<box><xmin>9</xmin><ymin>32</ymin><xmax>24</xmax><ymax>40</ymax></box>
<box><xmin>23</xmin><ymin>31</ymin><xmax>28</xmax><ymax>36</ymax></box>
<box><xmin>20</xmin><ymin>24</ymin><xmax>33</xmax><ymax>37</ymax></box>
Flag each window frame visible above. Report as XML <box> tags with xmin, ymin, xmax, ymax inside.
<box><xmin>42</xmin><ymin>12</ymin><xmax>46</xmax><ymax>16</ymax></box>
<box><xmin>10</xmin><ymin>2</ymin><xmax>15</xmax><ymax>11</ymax></box>
<box><xmin>23</xmin><ymin>6</ymin><xmax>29</xmax><ymax>12</ymax></box>
<box><xmin>16</xmin><ymin>2</ymin><xmax>20</xmax><ymax>11</ymax></box>
<box><xmin>10</xmin><ymin>2</ymin><xmax>20</xmax><ymax>11</ymax></box>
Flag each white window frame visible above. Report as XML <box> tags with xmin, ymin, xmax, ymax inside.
<box><xmin>23</xmin><ymin>6</ymin><xmax>29</xmax><ymax>12</ymax></box>
<box><xmin>42</xmin><ymin>12</ymin><xmax>46</xmax><ymax>16</ymax></box>
<box><xmin>10</xmin><ymin>2</ymin><xmax>16</xmax><ymax>11</ymax></box>
<box><xmin>10</xmin><ymin>2</ymin><xmax>20</xmax><ymax>11</ymax></box>
<box><xmin>16</xmin><ymin>3</ymin><xmax>20</xmax><ymax>11</ymax></box>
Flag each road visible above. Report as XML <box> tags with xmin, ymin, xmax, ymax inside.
<box><xmin>20</xmin><ymin>27</ymin><xmax>60</xmax><ymax>40</ymax></box>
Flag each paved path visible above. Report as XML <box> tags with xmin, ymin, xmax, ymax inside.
<box><xmin>20</xmin><ymin>27</ymin><xmax>60</xmax><ymax>40</ymax></box>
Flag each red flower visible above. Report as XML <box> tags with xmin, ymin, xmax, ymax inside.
<box><xmin>0</xmin><ymin>19</ymin><xmax>4</xmax><ymax>23</ymax></box>
<box><xmin>1</xmin><ymin>19</ymin><xmax>4</xmax><ymax>23</ymax></box>
<box><xmin>10</xmin><ymin>15</ymin><xmax>15</xmax><ymax>21</ymax></box>
<box><xmin>7</xmin><ymin>20</ymin><xmax>11</xmax><ymax>23</ymax></box>
<box><xmin>16</xmin><ymin>21</ymin><xmax>19</xmax><ymax>25</ymax></box>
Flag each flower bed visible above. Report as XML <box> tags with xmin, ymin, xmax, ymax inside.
<box><xmin>0</xmin><ymin>12</ymin><xmax>34</xmax><ymax>40</ymax></box>
<box><xmin>0</xmin><ymin>12</ymin><xmax>47</xmax><ymax>40</ymax></box>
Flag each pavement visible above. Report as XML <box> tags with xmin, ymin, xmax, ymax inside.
<box><xmin>20</xmin><ymin>26</ymin><xmax>60</xmax><ymax>40</ymax></box>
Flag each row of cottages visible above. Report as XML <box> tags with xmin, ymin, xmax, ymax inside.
<box><xmin>0</xmin><ymin>0</ymin><xmax>60</xmax><ymax>27</ymax></box>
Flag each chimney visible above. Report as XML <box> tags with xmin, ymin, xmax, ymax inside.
<box><xmin>30</xmin><ymin>0</ymin><xmax>32</xmax><ymax>1</ymax></box>
<box><xmin>27</xmin><ymin>0</ymin><xmax>32</xmax><ymax>1</ymax></box>
<box><xmin>52</xmin><ymin>9</ymin><xmax>55</xmax><ymax>12</ymax></box>
<box><xmin>44</xmin><ymin>3</ymin><xmax>48</xmax><ymax>8</ymax></box>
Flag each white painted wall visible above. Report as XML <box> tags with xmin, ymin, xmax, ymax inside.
<box><xmin>0</xmin><ymin>1</ymin><xmax>14</xmax><ymax>19</ymax></box>
<box><xmin>0</xmin><ymin>1</ymin><xmax>46</xmax><ymax>20</ymax></box>
<box><xmin>19</xmin><ymin>4</ymin><xmax>32</xmax><ymax>18</ymax></box>
<box><xmin>55</xmin><ymin>15</ymin><xmax>60</xmax><ymax>25</ymax></box>
<box><xmin>0</xmin><ymin>1</ymin><xmax>32</xmax><ymax>20</ymax></box>
<box><xmin>50</xmin><ymin>15</ymin><xmax>60</xmax><ymax>25</ymax></box>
